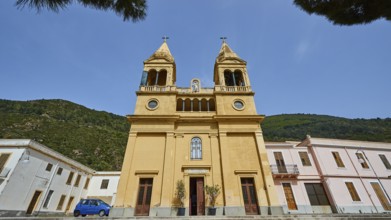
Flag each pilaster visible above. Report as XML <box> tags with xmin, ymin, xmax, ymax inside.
<box><xmin>159</xmin><ymin>132</ymin><xmax>175</xmax><ymax>209</ymax></box>
<box><xmin>114</xmin><ymin>132</ymin><xmax>137</xmax><ymax>207</ymax></box>
<box><xmin>254</xmin><ymin>131</ymin><xmax>283</xmax><ymax>214</ymax></box>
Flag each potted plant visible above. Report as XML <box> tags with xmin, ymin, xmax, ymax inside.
<box><xmin>175</xmin><ymin>180</ymin><xmax>186</xmax><ymax>216</ymax></box>
<box><xmin>205</xmin><ymin>184</ymin><xmax>221</xmax><ymax>215</ymax></box>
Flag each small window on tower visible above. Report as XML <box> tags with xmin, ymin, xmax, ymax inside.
<box><xmin>146</xmin><ymin>99</ymin><xmax>159</xmax><ymax>110</ymax></box>
<box><xmin>232</xmin><ymin>99</ymin><xmax>245</xmax><ymax>110</ymax></box>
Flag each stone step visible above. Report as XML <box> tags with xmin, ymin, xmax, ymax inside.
<box><xmin>1</xmin><ymin>214</ymin><xmax>391</xmax><ymax>220</ymax></box>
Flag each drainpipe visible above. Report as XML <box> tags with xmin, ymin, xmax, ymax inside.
<box><xmin>308</xmin><ymin>145</ymin><xmax>338</xmax><ymax>213</ymax></box>
<box><xmin>358</xmin><ymin>148</ymin><xmax>391</xmax><ymax>209</ymax></box>
<box><xmin>77</xmin><ymin>172</ymin><xmax>87</xmax><ymax>200</ymax></box>
<box><xmin>65</xmin><ymin>170</ymin><xmax>76</xmax><ymax>215</ymax></box>
<box><xmin>35</xmin><ymin>162</ymin><xmax>59</xmax><ymax>216</ymax></box>
<box><xmin>344</xmin><ymin>147</ymin><xmax>378</xmax><ymax>213</ymax></box>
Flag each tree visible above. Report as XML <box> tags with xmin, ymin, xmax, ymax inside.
<box><xmin>15</xmin><ymin>0</ymin><xmax>147</xmax><ymax>22</ymax></box>
<box><xmin>294</xmin><ymin>0</ymin><xmax>391</xmax><ymax>25</ymax></box>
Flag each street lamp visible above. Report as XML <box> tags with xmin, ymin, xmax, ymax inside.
<box><xmin>356</xmin><ymin>149</ymin><xmax>391</xmax><ymax>206</ymax></box>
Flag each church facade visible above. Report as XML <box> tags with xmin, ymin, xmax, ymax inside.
<box><xmin>111</xmin><ymin>40</ymin><xmax>282</xmax><ymax>217</ymax></box>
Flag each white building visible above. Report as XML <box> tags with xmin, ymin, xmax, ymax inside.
<box><xmin>87</xmin><ymin>171</ymin><xmax>120</xmax><ymax>205</ymax></box>
<box><xmin>0</xmin><ymin>139</ymin><xmax>95</xmax><ymax>217</ymax></box>
<box><xmin>266</xmin><ymin>136</ymin><xmax>391</xmax><ymax>214</ymax></box>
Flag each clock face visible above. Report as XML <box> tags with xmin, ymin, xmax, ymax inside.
<box><xmin>233</xmin><ymin>100</ymin><xmax>245</xmax><ymax>110</ymax></box>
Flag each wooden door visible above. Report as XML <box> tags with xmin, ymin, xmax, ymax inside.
<box><xmin>241</xmin><ymin>178</ymin><xmax>259</xmax><ymax>215</ymax></box>
<box><xmin>274</xmin><ymin>152</ymin><xmax>287</xmax><ymax>173</ymax></box>
<box><xmin>190</xmin><ymin>177</ymin><xmax>205</xmax><ymax>215</ymax></box>
<box><xmin>135</xmin><ymin>178</ymin><xmax>153</xmax><ymax>216</ymax></box>
<box><xmin>282</xmin><ymin>183</ymin><xmax>297</xmax><ymax>210</ymax></box>
<box><xmin>371</xmin><ymin>182</ymin><xmax>391</xmax><ymax>211</ymax></box>
<box><xmin>26</xmin><ymin>191</ymin><xmax>42</xmax><ymax>214</ymax></box>
<box><xmin>65</xmin><ymin>196</ymin><xmax>74</xmax><ymax>213</ymax></box>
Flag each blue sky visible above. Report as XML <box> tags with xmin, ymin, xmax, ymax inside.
<box><xmin>1</xmin><ymin>1</ymin><xmax>390</xmax><ymax>119</ymax></box>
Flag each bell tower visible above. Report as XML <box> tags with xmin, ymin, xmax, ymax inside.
<box><xmin>140</xmin><ymin>38</ymin><xmax>176</xmax><ymax>88</ymax></box>
<box><xmin>214</xmin><ymin>39</ymin><xmax>251</xmax><ymax>89</ymax></box>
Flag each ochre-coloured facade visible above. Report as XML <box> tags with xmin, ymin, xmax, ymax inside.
<box><xmin>111</xmin><ymin>40</ymin><xmax>282</xmax><ymax>216</ymax></box>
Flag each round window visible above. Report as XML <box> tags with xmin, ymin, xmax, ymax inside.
<box><xmin>233</xmin><ymin>100</ymin><xmax>245</xmax><ymax>110</ymax></box>
<box><xmin>147</xmin><ymin>99</ymin><xmax>159</xmax><ymax>110</ymax></box>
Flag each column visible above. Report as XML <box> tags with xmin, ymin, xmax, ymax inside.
<box><xmin>154</xmin><ymin>72</ymin><xmax>159</xmax><ymax>85</ymax></box>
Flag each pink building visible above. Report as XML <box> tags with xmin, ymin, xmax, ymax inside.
<box><xmin>266</xmin><ymin>136</ymin><xmax>391</xmax><ymax>214</ymax></box>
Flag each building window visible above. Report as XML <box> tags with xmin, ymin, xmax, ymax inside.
<box><xmin>147</xmin><ymin>99</ymin><xmax>159</xmax><ymax>110</ymax></box>
<box><xmin>84</xmin><ymin>178</ymin><xmax>90</xmax><ymax>190</ymax></box>
<box><xmin>332</xmin><ymin>151</ymin><xmax>345</xmax><ymax>168</ymax></box>
<box><xmin>345</xmin><ymin>182</ymin><xmax>361</xmax><ymax>201</ymax></box>
<box><xmin>371</xmin><ymin>182</ymin><xmax>391</xmax><ymax>211</ymax></box>
<box><xmin>74</xmin><ymin>174</ymin><xmax>81</xmax><ymax>187</ymax></box>
<box><xmin>45</xmin><ymin>163</ymin><xmax>53</xmax><ymax>172</ymax></box>
<box><xmin>57</xmin><ymin>195</ymin><xmax>66</xmax><ymax>210</ymax></box>
<box><xmin>379</xmin><ymin>154</ymin><xmax>391</xmax><ymax>170</ymax></box>
<box><xmin>100</xmin><ymin>179</ymin><xmax>109</xmax><ymax>189</ymax></box>
<box><xmin>43</xmin><ymin>190</ymin><xmax>54</xmax><ymax>208</ymax></box>
<box><xmin>190</xmin><ymin>137</ymin><xmax>202</xmax><ymax>160</ymax></box>
<box><xmin>56</xmin><ymin>167</ymin><xmax>63</xmax><ymax>175</ymax></box>
<box><xmin>0</xmin><ymin>153</ymin><xmax>11</xmax><ymax>173</ymax></box>
<box><xmin>66</xmin><ymin>172</ymin><xmax>74</xmax><ymax>185</ymax></box>
<box><xmin>232</xmin><ymin>100</ymin><xmax>245</xmax><ymax>111</ymax></box>
<box><xmin>356</xmin><ymin>153</ymin><xmax>369</xmax><ymax>169</ymax></box>
<box><xmin>305</xmin><ymin>183</ymin><xmax>330</xmax><ymax>206</ymax></box>
<box><xmin>299</xmin><ymin>152</ymin><xmax>312</xmax><ymax>166</ymax></box>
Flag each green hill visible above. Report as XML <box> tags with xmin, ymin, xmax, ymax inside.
<box><xmin>262</xmin><ymin>114</ymin><xmax>391</xmax><ymax>142</ymax></box>
<box><xmin>0</xmin><ymin>99</ymin><xmax>129</xmax><ymax>171</ymax></box>
<box><xmin>1</xmin><ymin>99</ymin><xmax>390</xmax><ymax>171</ymax></box>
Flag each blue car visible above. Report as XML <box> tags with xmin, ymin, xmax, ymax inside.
<box><xmin>73</xmin><ymin>199</ymin><xmax>111</xmax><ymax>217</ymax></box>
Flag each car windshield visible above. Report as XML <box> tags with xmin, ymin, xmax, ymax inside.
<box><xmin>80</xmin><ymin>200</ymin><xmax>88</xmax><ymax>205</ymax></box>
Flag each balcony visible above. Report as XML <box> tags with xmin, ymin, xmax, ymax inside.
<box><xmin>139</xmin><ymin>85</ymin><xmax>176</xmax><ymax>92</ymax></box>
<box><xmin>215</xmin><ymin>85</ymin><xmax>252</xmax><ymax>92</ymax></box>
<box><xmin>270</xmin><ymin>164</ymin><xmax>299</xmax><ymax>179</ymax></box>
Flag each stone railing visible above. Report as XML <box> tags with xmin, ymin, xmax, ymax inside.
<box><xmin>177</xmin><ymin>87</ymin><xmax>214</xmax><ymax>94</ymax></box>
<box><xmin>139</xmin><ymin>85</ymin><xmax>176</xmax><ymax>92</ymax></box>
<box><xmin>214</xmin><ymin>85</ymin><xmax>252</xmax><ymax>92</ymax></box>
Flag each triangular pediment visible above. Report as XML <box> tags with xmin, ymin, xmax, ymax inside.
<box><xmin>144</xmin><ymin>56</ymin><xmax>174</xmax><ymax>64</ymax></box>
<box><xmin>216</xmin><ymin>57</ymin><xmax>246</xmax><ymax>64</ymax></box>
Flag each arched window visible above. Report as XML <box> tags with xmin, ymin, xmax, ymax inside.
<box><xmin>176</xmin><ymin>98</ymin><xmax>183</xmax><ymax>111</ymax></box>
<box><xmin>190</xmin><ymin>137</ymin><xmax>202</xmax><ymax>160</ymax></box>
<box><xmin>157</xmin><ymin>69</ymin><xmax>167</xmax><ymax>86</ymax></box>
<box><xmin>146</xmin><ymin>69</ymin><xmax>158</xmax><ymax>86</ymax></box>
<box><xmin>209</xmin><ymin>99</ymin><xmax>216</xmax><ymax>111</ymax></box>
<box><xmin>224</xmin><ymin>70</ymin><xmax>234</xmax><ymax>86</ymax></box>
<box><xmin>234</xmin><ymin>70</ymin><xmax>245</xmax><ymax>86</ymax></box>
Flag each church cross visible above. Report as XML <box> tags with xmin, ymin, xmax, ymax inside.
<box><xmin>162</xmin><ymin>36</ymin><xmax>169</xmax><ymax>42</ymax></box>
<box><xmin>220</xmin><ymin>37</ymin><xmax>227</xmax><ymax>43</ymax></box>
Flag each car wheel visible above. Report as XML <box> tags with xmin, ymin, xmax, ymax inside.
<box><xmin>74</xmin><ymin>210</ymin><xmax>80</xmax><ymax>217</ymax></box>
<box><xmin>99</xmin><ymin>210</ymin><xmax>105</xmax><ymax>217</ymax></box>
<box><xmin>81</xmin><ymin>214</ymin><xmax>86</xmax><ymax>217</ymax></box>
